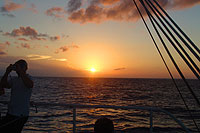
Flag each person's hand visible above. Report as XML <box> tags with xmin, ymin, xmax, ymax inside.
<box><xmin>6</xmin><ymin>64</ymin><xmax>12</xmax><ymax>74</ymax></box>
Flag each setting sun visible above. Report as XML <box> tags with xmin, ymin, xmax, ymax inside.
<box><xmin>90</xmin><ymin>68</ymin><xmax>96</xmax><ymax>72</ymax></box>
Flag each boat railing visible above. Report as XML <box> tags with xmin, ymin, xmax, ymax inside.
<box><xmin>0</xmin><ymin>101</ymin><xmax>190</xmax><ymax>133</ymax></box>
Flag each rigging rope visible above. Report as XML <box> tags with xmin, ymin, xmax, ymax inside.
<box><xmin>145</xmin><ymin>0</ymin><xmax>200</xmax><ymax>73</ymax></box>
<box><xmin>132</xmin><ymin>0</ymin><xmax>200</xmax><ymax>132</ymax></box>
<box><xmin>144</xmin><ymin>0</ymin><xmax>200</xmax><ymax>78</ymax></box>
<box><xmin>151</xmin><ymin>0</ymin><xmax>200</xmax><ymax>60</ymax></box>
<box><xmin>137</xmin><ymin>0</ymin><xmax>200</xmax><ymax>105</ymax></box>
<box><xmin>139</xmin><ymin>0</ymin><xmax>200</xmax><ymax>80</ymax></box>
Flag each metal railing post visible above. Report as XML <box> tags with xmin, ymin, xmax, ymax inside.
<box><xmin>73</xmin><ymin>107</ymin><xmax>76</xmax><ymax>133</ymax></box>
<box><xmin>0</xmin><ymin>101</ymin><xmax>190</xmax><ymax>132</ymax></box>
<box><xmin>150</xmin><ymin>109</ymin><xmax>153</xmax><ymax>133</ymax></box>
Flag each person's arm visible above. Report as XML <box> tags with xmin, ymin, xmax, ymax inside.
<box><xmin>16</xmin><ymin>64</ymin><xmax>34</xmax><ymax>88</ymax></box>
<box><xmin>0</xmin><ymin>64</ymin><xmax>12</xmax><ymax>88</ymax></box>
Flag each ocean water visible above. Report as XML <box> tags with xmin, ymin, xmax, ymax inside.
<box><xmin>0</xmin><ymin>77</ymin><xmax>200</xmax><ymax>132</ymax></box>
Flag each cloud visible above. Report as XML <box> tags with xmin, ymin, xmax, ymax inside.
<box><xmin>67</xmin><ymin>0</ymin><xmax>82</xmax><ymax>13</ymax></box>
<box><xmin>45</xmin><ymin>7</ymin><xmax>66</xmax><ymax>19</ymax></box>
<box><xmin>48</xmin><ymin>58</ymin><xmax>67</xmax><ymax>62</ymax></box>
<box><xmin>50</xmin><ymin>36</ymin><xmax>60</xmax><ymax>41</ymax></box>
<box><xmin>3</xmin><ymin>26</ymin><xmax>60</xmax><ymax>41</ymax></box>
<box><xmin>68</xmin><ymin>5</ymin><xmax>105</xmax><ymax>24</ymax></box>
<box><xmin>54</xmin><ymin>50</ymin><xmax>59</xmax><ymax>54</ymax></box>
<box><xmin>27</xmin><ymin>54</ymin><xmax>51</xmax><ymax>60</ymax></box>
<box><xmin>5</xmin><ymin>41</ymin><xmax>10</xmax><ymax>46</ymax></box>
<box><xmin>99</xmin><ymin>0</ymin><xmax>121</xmax><ymax>5</ymax></box>
<box><xmin>1</xmin><ymin>12</ymin><xmax>15</xmax><ymax>17</ymax></box>
<box><xmin>163</xmin><ymin>0</ymin><xmax>200</xmax><ymax>9</ymax></box>
<box><xmin>0</xmin><ymin>41</ymin><xmax>11</xmax><ymax>46</ymax></box>
<box><xmin>5</xmin><ymin>26</ymin><xmax>38</xmax><ymax>37</ymax></box>
<box><xmin>0</xmin><ymin>41</ymin><xmax>10</xmax><ymax>55</ymax></box>
<box><xmin>114</xmin><ymin>67</ymin><xmax>126</xmax><ymax>71</ymax></box>
<box><xmin>55</xmin><ymin>44</ymin><xmax>79</xmax><ymax>54</ymax></box>
<box><xmin>68</xmin><ymin>0</ymin><xmax>141</xmax><ymax>24</ymax></box>
<box><xmin>54</xmin><ymin>58</ymin><xmax>67</xmax><ymax>62</ymax></box>
<box><xmin>18</xmin><ymin>38</ymin><xmax>29</xmax><ymax>41</ymax></box>
<box><xmin>27</xmin><ymin>54</ymin><xmax>67</xmax><ymax>62</ymax></box>
<box><xmin>0</xmin><ymin>1</ymin><xmax>24</xmax><ymax>12</ymax></box>
<box><xmin>67</xmin><ymin>0</ymin><xmax>200</xmax><ymax>24</ymax></box>
<box><xmin>0</xmin><ymin>55</ymin><xmax>25</xmax><ymax>66</ymax></box>
<box><xmin>60</xmin><ymin>46</ymin><xmax>69</xmax><ymax>52</ymax></box>
<box><xmin>62</xmin><ymin>34</ymin><xmax>69</xmax><ymax>39</ymax></box>
<box><xmin>71</xmin><ymin>44</ymin><xmax>79</xmax><ymax>49</ymax></box>
<box><xmin>28</xmin><ymin>3</ymin><xmax>38</xmax><ymax>14</ymax></box>
<box><xmin>0</xmin><ymin>55</ymin><xmax>77</xmax><ymax>77</ymax></box>
<box><xmin>0</xmin><ymin>51</ymin><xmax>7</xmax><ymax>55</ymax></box>
<box><xmin>0</xmin><ymin>47</ymin><xmax>6</xmax><ymax>55</ymax></box>
<box><xmin>20</xmin><ymin>43</ymin><xmax>31</xmax><ymax>49</ymax></box>
<box><xmin>0</xmin><ymin>1</ymin><xmax>39</xmax><ymax>17</ymax></box>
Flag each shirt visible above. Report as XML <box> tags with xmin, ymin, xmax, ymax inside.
<box><xmin>8</xmin><ymin>74</ymin><xmax>33</xmax><ymax>116</ymax></box>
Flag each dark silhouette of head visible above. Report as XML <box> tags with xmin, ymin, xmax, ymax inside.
<box><xmin>94</xmin><ymin>117</ymin><xmax>114</xmax><ymax>133</ymax></box>
<box><xmin>14</xmin><ymin>59</ymin><xmax>28</xmax><ymax>75</ymax></box>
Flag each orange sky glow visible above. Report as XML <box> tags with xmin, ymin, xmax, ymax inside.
<box><xmin>0</xmin><ymin>0</ymin><xmax>199</xmax><ymax>78</ymax></box>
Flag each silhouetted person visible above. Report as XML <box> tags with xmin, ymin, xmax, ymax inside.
<box><xmin>94</xmin><ymin>117</ymin><xmax>114</xmax><ymax>133</ymax></box>
<box><xmin>0</xmin><ymin>60</ymin><xmax>33</xmax><ymax>133</ymax></box>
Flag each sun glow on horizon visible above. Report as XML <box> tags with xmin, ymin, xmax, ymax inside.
<box><xmin>90</xmin><ymin>68</ymin><xmax>96</xmax><ymax>72</ymax></box>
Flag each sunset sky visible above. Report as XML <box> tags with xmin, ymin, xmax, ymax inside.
<box><xmin>0</xmin><ymin>0</ymin><xmax>199</xmax><ymax>78</ymax></box>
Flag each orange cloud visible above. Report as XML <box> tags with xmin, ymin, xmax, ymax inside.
<box><xmin>55</xmin><ymin>44</ymin><xmax>79</xmax><ymax>54</ymax></box>
<box><xmin>4</xmin><ymin>26</ymin><xmax>60</xmax><ymax>41</ymax></box>
<box><xmin>2</xmin><ymin>41</ymin><xmax>10</xmax><ymax>46</ymax></box>
<box><xmin>0</xmin><ymin>1</ymin><xmax>24</xmax><ymax>12</ymax></box>
<box><xmin>27</xmin><ymin>54</ymin><xmax>51</xmax><ymax>60</ymax></box>
<box><xmin>0</xmin><ymin>0</ymin><xmax>25</xmax><ymax>17</ymax></box>
<box><xmin>55</xmin><ymin>46</ymin><xmax>68</xmax><ymax>54</ymax></box>
<box><xmin>60</xmin><ymin>46</ymin><xmax>69</xmax><ymax>52</ymax></box>
<box><xmin>45</xmin><ymin>7</ymin><xmax>66</xmax><ymax>19</ymax></box>
<box><xmin>27</xmin><ymin>54</ymin><xmax>67</xmax><ymax>62</ymax></box>
<box><xmin>71</xmin><ymin>44</ymin><xmax>79</xmax><ymax>49</ymax></box>
<box><xmin>69</xmin><ymin>5</ymin><xmax>105</xmax><ymax>23</ymax></box>
<box><xmin>20</xmin><ymin>43</ymin><xmax>31</xmax><ymax>49</ymax></box>
<box><xmin>9</xmin><ymin>26</ymin><xmax>37</xmax><ymax>37</ymax></box>
<box><xmin>67</xmin><ymin>0</ymin><xmax>200</xmax><ymax>24</ymax></box>
<box><xmin>0</xmin><ymin>41</ymin><xmax>11</xmax><ymax>55</ymax></box>
<box><xmin>68</xmin><ymin>0</ymin><xmax>143</xmax><ymax>23</ymax></box>
<box><xmin>0</xmin><ymin>1</ymin><xmax>39</xmax><ymax>17</ymax></box>
<box><xmin>0</xmin><ymin>41</ymin><xmax>10</xmax><ymax>46</ymax></box>
<box><xmin>99</xmin><ymin>0</ymin><xmax>121</xmax><ymax>5</ymax></box>
<box><xmin>18</xmin><ymin>38</ymin><xmax>29</xmax><ymax>41</ymax></box>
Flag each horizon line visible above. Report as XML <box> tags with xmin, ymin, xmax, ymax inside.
<box><xmin>0</xmin><ymin>75</ymin><xmax>196</xmax><ymax>80</ymax></box>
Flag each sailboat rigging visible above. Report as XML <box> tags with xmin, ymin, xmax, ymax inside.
<box><xmin>132</xmin><ymin>0</ymin><xmax>200</xmax><ymax>132</ymax></box>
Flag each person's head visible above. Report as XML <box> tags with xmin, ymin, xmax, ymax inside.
<box><xmin>94</xmin><ymin>117</ymin><xmax>114</xmax><ymax>133</ymax></box>
<box><xmin>14</xmin><ymin>59</ymin><xmax>28</xmax><ymax>74</ymax></box>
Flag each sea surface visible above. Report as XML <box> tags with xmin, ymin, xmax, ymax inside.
<box><xmin>0</xmin><ymin>77</ymin><xmax>200</xmax><ymax>132</ymax></box>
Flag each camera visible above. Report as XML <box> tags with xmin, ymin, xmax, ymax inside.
<box><xmin>11</xmin><ymin>64</ymin><xmax>17</xmax><ymax>71</ymax></box>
